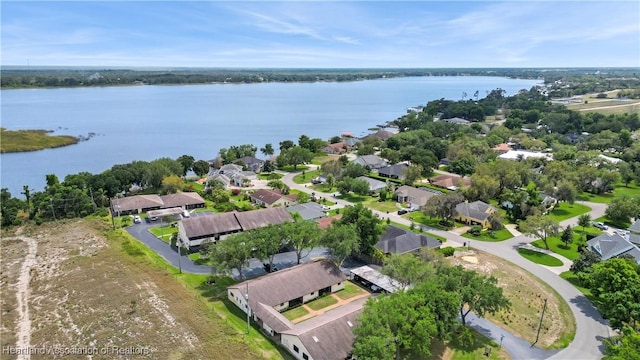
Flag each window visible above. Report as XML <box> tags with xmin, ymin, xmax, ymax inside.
<box><xmin>293</xmin><ymin>345</ymin><xmax>299</xmax><ymax>353</ymax></box>
<box><xmin>303</xmin><ymin>354</ymin><xmax>309</xmax><ymax>360</ymax></box>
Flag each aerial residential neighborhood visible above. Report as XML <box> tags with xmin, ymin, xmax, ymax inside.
<box><xmin>1</xmin><ymin>2</ymin><xmax>639</xmax><ymax>358</ymax></box>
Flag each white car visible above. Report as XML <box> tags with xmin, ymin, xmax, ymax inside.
<box><xmin>133</xmin><ymin>215</ymin><xmax>142</xmax><ymax>224</ymax></box>
<box><xmin>593</xmin><ymin>222</ymin><xmax>608</xmax><ymax>230</ymax></box>
<box><xmin>182</xmin><ymin>210</ymin><xmax>191</xmax><ymax>218</ymax></box>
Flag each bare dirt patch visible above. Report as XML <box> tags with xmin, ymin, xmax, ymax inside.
<box><xmin>449</xmin><ymin>250</ymin><xmax>575</xmax><ymax>349</ymax></box>
<box><xmin>1</xmin><ymin>219</ymin><xmax>257</xmax><ymax>359</ymax></box>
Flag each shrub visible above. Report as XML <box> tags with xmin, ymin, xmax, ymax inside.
<box><xmin>231</xmin><ymin>188</ymin><xmax>241</xmax><ymax>196</ymax></box>
<box><xmin>438</xmin><ymin>246</ymin><xmax>455</xmax><ymax>257</ymax></box>
<box><xmin>467</xmin><ymin>225</ymin><xmax>482</xmax><ymax>237</ymax></box>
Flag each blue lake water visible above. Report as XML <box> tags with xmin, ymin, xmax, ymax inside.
<box><xmin>1</xmin><ymin>76</ymin><xmax>541</xmax><ymax>195</ymax></box>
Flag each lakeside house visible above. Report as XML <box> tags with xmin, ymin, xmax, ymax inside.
<box><xmin>321</xmin><ymin>141</ymin><xmax>351</xmax><ymax>155</ymax></box>
<box><xmin>227</xmin><ymin>260</ymin><xmax>367</xmax><ymax>360</ymax></box>
<box><xmin>207</xmin><ymin>163</ymin><xmax>258</xmax><ymax>188</ymax></box>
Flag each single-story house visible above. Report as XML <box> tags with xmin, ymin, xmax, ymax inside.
<box><xmin>227</xmin><ymin>260</ymin><xmax>364</xmax><ymax>360</ymax></box>
<box><xmin>352</xmin><ymin>155</ymin><xmax>388</xmax><ymax>170</ymax></box>
<box><xmin>178</xmin><ymin>207</ymin><xmax>293</xmax><ymax>249</ymax></box>
<box><xmin>441</xmin><ymin>117</ymin><xmax>471</xmax><ymax>125</ymax></box>
<box><xmin>111</xmin><ymin>194</ymin><xmax>163</xmax><ymax>215</ymax></box>
<box><xmin>492</xmin><ymin>143</ymin><xmax>511</xmax><ymax>154</ymax></box>
<box><xmin>362</xmin><ymin>129</ymin><xmax>395</xmax><ymax>142</ymax></box>
<box><xmin>587</xmin><ymin>233</ymin><xmax>640</xmax><ymax>264</ymax></box>
<box><xmin>356</xmin><ymin>176</ymin><xmax>387</xmax><ymax>193</ymax></box>
<box><xmin>316</xmin><ymin>214</ymin><xmax>343</xmax><ymax>229</ymax></box>
<box><xmin>394</xmin><ymin>185</ymin><xmax>441</xmax><ymax>209</ymax></box>
<box><xmin>160</xmin><ymin>192</ymin><xmax>206</xmax><ymax>210</ymax></box>
<box><xmin>250</xmin><ymin>189</ymin><xmax>298</xmax><ymax>208</ymax></box>
<box><xmin>321</xmin><ymin>141</ymin><xmax>350</xmax><ymax>155</ymax></box>
<box><xmin>629</xmin><ymin>220</ymin><xmax>640</xmax><ymax>246</ymax></box>
<box><xmin>455</xmin><ymin>200</ymin><xmax>497</xmax><ymax>229</ymax></box>
<box><xmin>378</xmin><ymin>163</ymin><xmax>409</xmax><ymax>180</ymax></box>
<box><xmin>375</xmin><ymin>225</ymin><xmax>441</xmax><ymax>256</ymax></box>
<box><xmin>287</xmin><ymin>202</ymin><xmax>326</xmax><ymax>221</ymax></box>
<box><xmin>498</xmin><ymin>150</ymin><xmax>553</xmax><ymax>161</ymax></box>
<box><xmin>311</xmin><ymin>174</ymin><xmax>328</xmax><ymax>184</ymax></box>
<box><xmin>236</xmin><ymin>156</ymin><xmax>266</xmax><ymax>173</ymax></box>
<box><xmin>429</xmin><ymin>174</ymin><xmax>471</xmax><ymax>190</ymax></box>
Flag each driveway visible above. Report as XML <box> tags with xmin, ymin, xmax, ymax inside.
<box><xmin>279</xmin><ymin>170</ymin><xmax>613</xmax><ymax>359</ymax></box>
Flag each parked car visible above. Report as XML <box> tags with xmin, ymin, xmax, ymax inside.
<box><xmin>149</xmin><ymin>216</ymin><xmax>158</xmax><ymax>221</ymax></box>
<box><xmin>594</xmin><ymin>222</ymin><xmax>608</xmax><ymax>230</ymax></box>
<box><xmin>397</xmin><ymin>209</ymin><xmax>408</xmax><ymax>215</ymax></box>
<box><xmin>133</xmin><ymin>215</ymin><xmax>142</xmax><ymax>224</ymax></box>
<box><xmin>182</xmin><ymin>210</ymin><xmax>191</xmax><ymax>218</ymax></box>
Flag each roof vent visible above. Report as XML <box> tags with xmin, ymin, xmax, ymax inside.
<box><xmin>312</xmin><ymin>336</ymin><xmax>319</xmax><ymax>343</ymax></box>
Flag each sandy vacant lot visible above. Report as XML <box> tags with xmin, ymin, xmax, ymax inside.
<box><xmin>1</xmin><ymin>219</ymin><xmax>257</xmax><ymax>360</ymax></box>
<box><xmin>449</xmin><ymin>250</ymin><xmax>575</xmax><ymax>349</ymax></box>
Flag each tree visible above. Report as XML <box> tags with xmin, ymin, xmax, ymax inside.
<box><xmin>260</xmin><ymin>143</ymin><xmax>274</xmax><ymax>157</ymax></box>
<box><xmin>402</xmin><ymin>164</ymin><xmax>423</xmax><ymax>185</ymax></box>
<box><xmin>351</xmin><ymin>178</ymin><xmax>371</xmax><ymax>196</ymax></box>
<box><xmin>192</xmin><ymin>160</ymin><xmax>210</xmax><ymax>177</ymax></box>
<box><xmin>518</xmin><ymin>214</ymin><xmax>559</xmax><ymax>249</ymax></box>
<box><xmin>578</xmin><ymin>213</ymin><xmax>592</xmax><ymax>234</ymax></box>
<box><xmin>605</xmin><ymin>196</ymin><xmax>639</xmax><ymax>225</ymax></box>
<box><xmin>437</xmin><ymin>265</ymin><xmax>511</xmax><ymax>326</ymax></box>
<box><xmin>176</xmin><ymin>154</ymin><xmax>195</xmax><ymax>176</ymax></box>
<box><xmin>560</xmin><ymin>225</ymin><xmax>574</xmax><ymax>247</ymax></box>
<box><xmin>583</xmin><ymin>258</ymin><xmax>640</xmax><ymax>330</ymax></box>
<box><xmin>161</xmin><ymin>175</ymin><xmax>184</xmax><ymax>194</ymax></box>
<box><xmin>605</xmin><ymin>326</ymin><xmax>640</xmax><ymax>360</ymax></box>
<box><xmin>279</xmin><ymin>140</ymin><xmax>294</xmax><ymax>151</ymax></box>
<box><xmin>381</xmin><ymin>254</ymin><xmax>433</xmax><ymax>289</ymax></box>
<box><xmin>208</xmin><ymin>232</ymin><xmax>253</xmax><ymax>280</ymax></box>
<box><xmin>448</xmin><ymin>156</ymin><xmax>475</xmax><ymax>177</ymax></box>
<box><xmin>284</xmin><ymin>221</ymin><xmax>319</xmax><ymax>264</ymax></box>
<box><xmin>280</xmin><ymin>146</ymin><xmax>313</xmax><ymax>170</ymax></box>
<box><xmin>555</xmin><ymin>180</ymin><xmax>577</xmax><ymax>204</ymax></box>
<box><xmin>421</xmin><ymin>192</ymin><xmax>464</xmax><ymax>226</ymax></box>
<box><xmin>320</xmin><ymin>223</ymin><xmax>359</xmax><ymax>266</ymax></box>
<box><xmin>251</xmin><ymin>226</ymin><xmax>283</xmax><ymax>273</ymax></box>
<box><xmin>321</xmin><ymin>159</ymin><xmax>343</xmax><ymax>178</ymax></box>
<box><xmin>340</xmin><ymin>203</ymin><xmax>385</xmax><ymax>255</ymax></box>
<box><xmin>570</xmin><ymin>250</ymin><xmax>601</xmax><ymax>274</ymax></box>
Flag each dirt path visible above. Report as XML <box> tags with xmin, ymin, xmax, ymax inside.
<box><xmin>13</xmin><ymin>235</ymin><xmax>38</xmax><ymax>360</ymax></box>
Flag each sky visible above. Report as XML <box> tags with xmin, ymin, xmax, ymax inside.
<box><xmin>1</xmin><ymin>1</ymin><xmax>639</xmax><ymax>68</ymax></box>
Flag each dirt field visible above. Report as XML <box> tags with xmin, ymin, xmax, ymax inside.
<box><xmin>1</xmin><ymin>219</ymin><xmax>258</xmax><ymax>360</ymax></box>
<box><xmin>564</xmin><ymin>90</ymin><xmax>640</xmax><ymax>115</ymax></box>
<box><xmin>448</xmin><ymin>250</ymin><xmax>575</xmax><ymax>349</ymax></box>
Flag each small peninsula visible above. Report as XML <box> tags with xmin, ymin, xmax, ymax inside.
<box><xmin>0</xmin><ymin>128</ymin><xmax>80</xmax><ymax>153</ymax></box>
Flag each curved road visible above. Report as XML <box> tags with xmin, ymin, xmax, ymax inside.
<box><xmin>280</xmin><ymin>170</ymin><xmax>612</xmax><ymax>359</ymax></box>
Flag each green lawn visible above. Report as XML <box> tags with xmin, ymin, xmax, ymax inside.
<box><xmin>311</xmin><ymin>154</ymin><xmax>339</xmax><ymax>165</ymax></box>
<box><xmin>406</xmin><ymin>212</ymin><xmax>453</xmax><ymax>230</ymax></box>
<box><xmin>517</xmin><ymin>248</ymin><xmax>564</xmax><ymax>266</ymax></box>
<box><xmin>335</xmin><ymin>281</ymin><xmax>367</xmax><ymax>300</ymax></box>
<box><xmin>293</xmin><ymin>169</ymin><xmax>320</xmax><ymax>184</ymax></box>
<box><xmin>281</xmin><ymin>306</ymin><xmax>309</xmax><ymax>321</ymax></box>
<box><xmin>461</xmin><ymin>228</ymin><xmax>513</xmax><ymax>242</ymax></box>
<box><xmin>149</xmin><ymin>226</ymin><xmax>178</xmax><ymax>244</ymax></box>
<box><xmin>306</xmin><ymin>295</ymin><xmax>338</xmax><ymax>311</ymax></box>
<box><xmin>559</xmin><ymin>271</ymin><xmax>593</xmax><ymax>299</ymax></box>
<box><xmin>364</xmin><ymin>198</ymin><xmax>400</xmax><ymax>213</ymax></box>
<box><xmin>258</xmin><ymin>173</ymin><xmax>283</xmax><ymax>180</ymax></box>
<box><xmin>278</xmin><ymin>165</ymin><xmax>310</xmax><ymax>172</ymax></box>
<box><xmin>431</xmin><ymin>327</ymin><xmax>508</xmax><ymax>360</ymax></box>
<box><xmin>187</xmin><ymin>252</ymin><xmax>212</xmax><ymax>266</ymax></box>
<box><xmin>547</xmin><ymin>202</ymin><xmax>591</xmax><ymax>222</ymax></box>
<box><xmin>184</xmin><ymin>181</ymin><xmax>204</xmax><ymax>192</ymax></box>
<box><xmin>338</xmin><ymin>193</ymin><xmax>368</xmax><ymax>203</ymax></box>
<box><xmin>576</xmin><ymin>182</ymin><xmax>640</xmax><ymax>203</ymax></box>
<box><xmin>594</xmin><ymin>215</ymin><xmax>632</xmax><ymax>230</ymax></box>
<box><xmin>530</xmin><ymin>234</ymin><xmax>585</xmax><ymax>260</ymax></box>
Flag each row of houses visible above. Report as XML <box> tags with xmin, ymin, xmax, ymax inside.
<box><xmin>587</xmin><ymin>219</ymin><xmax>640</xmax><ymax>264</ymax></box>
<box><xmin>110</xmin><ymin>192</ymin><xmax>206</xmax><ymax>215</ymax></box>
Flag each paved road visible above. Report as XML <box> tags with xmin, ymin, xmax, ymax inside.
<box><xmin>280</xmin><ymin>171</ymin><xmax>613</xmax><ymax>359</ymax></box>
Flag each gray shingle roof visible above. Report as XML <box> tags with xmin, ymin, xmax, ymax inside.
<box><xmin>181</xmin><ymin>212</ymin><xmax>242</xmax><ymax>239</ymax></box>
<box><xmin>629</xmin><ymin>219</ymin><xmax>640</xmax><ymax>233</ymax></box>
<box><xmin>229</xmin><ymin>260</ymin><xmax>347</xmax><ymax>332</ymax></box>
<box><xmin>160</xmin><ymin>192</ymin><xmax>205</xmax><ymax>208</ymax></box>
<box><xmin>378</xmin><ymin>163</ymin><xmax>408</xmax><ymax>178</ymax></box>
<box><xmin>455</xmin><ymin>200</ymin><xmax>496</xmax><ymax>222</ymax></box>
<box><xmin>235</xmin><ymin>207</ymin><xmax>293</xmax><ymax>231</ymax></box>
<box><xmin>250</xmin><ymin>189</ymin><xmax>283</xmax><ymax>205</ymax></box>
<box><xmin>588</xmin><ymin>233</ymin><xmax>640</xmax><ymax>263</ymax></box>
<box><xmin>111</xmin><ymin>194</ymin><xmax>163</xmax><ymax>213</ymax></box>
<box><xmin>353</xmin><ymin>155</ymin><xmax>387</xmax><ymax>169</ymax></box>
<box><xmin>287</xmin><ymin>202</ymin><xmax>326</xmax><ymax>221</ymax></box>
<box><xmin>356</xmin><ymin>176</ymin><xmax>387</xmax><ymax>191</ymax></box>
<box><xmin>376</xmin><ymin>225</ymin><xmax>442</xmax><ymax>254</ymax></box>
<box><xmin>395</xmin><ymin>185</ymin><xmax>441</xmax><ymax>207</ymax></box>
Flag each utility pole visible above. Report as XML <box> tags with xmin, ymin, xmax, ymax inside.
<box><xmin>110</xmin><ymin>198</ymin><xmax>115</xmax><ymax>230</ymax></box>
<box><xmin>531</xmin><ymin>298</ymin><xmax>548</xmax><ymax>348</ymax></box>
<box><xmin>245</xmin><ymin>282</ymin><xmax>250</xmax><ymax>334</ymax></box>
<box><xmin>177</xmin><ymin>237</ymin><xmax>182</xmax><ymax>274</ymax></box>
